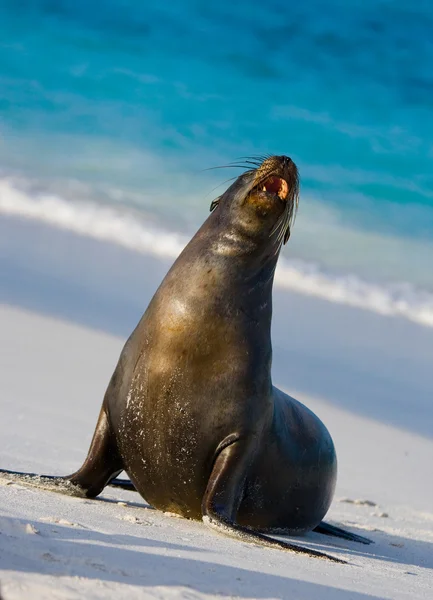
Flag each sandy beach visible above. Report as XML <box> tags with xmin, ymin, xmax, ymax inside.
<box><xmin>0</xmin><ymin>215</ymin><xmax>432</xmax><ymax>599</ymax></box>
<box><xmin>2</xmin><ymin>2</ymin><xmax>433</xmax><ymax>596</ymax></box>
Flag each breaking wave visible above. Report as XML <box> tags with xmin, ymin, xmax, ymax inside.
<box><xmin>1</xmin><ymin>177</ymin><xmax>433</xmax><ymax>328</ymax></box>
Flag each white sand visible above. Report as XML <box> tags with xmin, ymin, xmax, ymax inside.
<box><xmin>0</xmin><ymin>217</ymin><xmax>432</xmax><ymax>599</ymax></box>
<box><xmin>0</xmin><ymin>305</ymin><xmax>432</xmax><ymax>600</ymax></box>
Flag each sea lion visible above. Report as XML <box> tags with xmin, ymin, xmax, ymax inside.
<box><xmin>0</xmin><ymin>155</ymin><xmax>372</xmax><ymax>561</ymax></box>
<box><xmin>65</xmin><ymin>155</ymin><xmax>370</xmax><ymax>561</ymax></box>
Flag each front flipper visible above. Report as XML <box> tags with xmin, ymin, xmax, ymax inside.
<box><xmin>202</xmin><ymin>436</ymin><xmax>346</xmax><ymax>564</ymax></box>
<box><xmin>314</xmin><ymin>522</ymin><xmax>373</xmax><ymax>545</ymax></box>
<box><xmin>0</xmin><ymin>470</ymin><xmax>135</xmax><ymax>495</ymax></box>
<box><xmin>0</xmin><ymin>404</ymin><xmax>122</xmax><ymax>498</ymax></box>
<box><xmin>68</xmin><ymin>406</ymin><xmax>123</xmax><ymax>498</ymax></box>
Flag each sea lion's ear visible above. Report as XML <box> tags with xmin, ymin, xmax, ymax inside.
<box><xmin>210</xmin><ymin>197</ymin><xmax>221</xmax><ymax>212</ymax></box>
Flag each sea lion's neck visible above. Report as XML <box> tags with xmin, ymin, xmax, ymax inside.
<box><xmin>165</xmin><ymin>211</ymin><xmax>282</xmax><ymax>295</ymax></box>
<box><xmin>209</xmin><ymin>222</ymin><xmax>281</xmax><ymax>289</ymax></box>
<box><xmin>153</xmin><ymin>214</ymin><xmax>278</xmax><ymax>334</ymax></box>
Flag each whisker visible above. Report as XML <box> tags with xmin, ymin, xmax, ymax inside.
<box><xmin>234</xmin><ymin>154</ymin><xmax>266</xmax><ymax>161</ymax></box>
<box><xmin>275</xmin><ymin>214</ymin><xmax>289</xmax><ymax>242</ymax></box>
<box><xmin>201</xmin><ymin>165</ymin><xmax>253</xmax><ymax>173</ymax></box>
<box><xmin>243</xmin><ymin>161</ymin><xmax>266</xmax><ymax>169</ymax></box>
<box><xmin>203</xmin><ymin>175</ymin><xmax>240</xmax><ymax>200</ymax></box>
<box><xmin>270</xmin><ymin>238</ymin><xmax>284</xmax><ymax>262</ymax></box>
<box><xmin>232</xmin><ymin>156</ymin><xmax>264</xmax><ymax>167</ymax></box>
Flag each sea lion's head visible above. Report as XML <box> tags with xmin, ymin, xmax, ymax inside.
<box><xmin>210</xmin><ymin>155</ymin><xmax>299</xmax><ymax>247</ymax></box>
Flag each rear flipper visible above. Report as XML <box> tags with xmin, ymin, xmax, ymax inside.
<box><xmin>106</xmin><ymin>481</ymin><xmax>373</xmax><ymax>547</ymax></box>
<box><xmin>314</xmin><ymin>521</ymin><xmax>373</xmax><ymax>545</ymax></box>
<box><xmin>109</xmin><ymin>477</ymin><xmax>136</xmax><ymax>491</ymax></box>
<box><xmin>202</xmin><ymin>436</ymin><xmax>346</xmax><ymax>564</ymax></box>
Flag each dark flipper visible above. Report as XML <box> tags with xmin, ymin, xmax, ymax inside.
<box><xmin>201</xmin><ymin>436</ymin><xmax>346</xmax><ymax>564</ymax></box>
<box><xmin>0</xmin><ymin>468</ymin><xmax>136</xmax><ymax>494</ymax></box>
<box><xmin>314</xmin><ymin>521</ymin><xmax>373</xmax><ymax>545</ymax></box>
<box><xmin>0</xmin><ymin>468</ymin><xmax>87</xmax><ymax>496</ymax></box>
<box><xmin>109</xmin><ymin>477</ymin><xmax>136</xmax><ymax>491</ymax></box>
<box><xmin>0</xmin><ymin>407</ymin><xmax>123</xmax><ymax>498</ymax></box>
<box><xmin>0</xmin><ymin>468</ymin><xmax>56</xmax><ymax>480</ymax></box>
<box><xmin>67</xmin><ymin>406</ymin><xmax>124</xmax><ymax>498</ymax></box>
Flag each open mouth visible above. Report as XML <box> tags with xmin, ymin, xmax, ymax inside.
<box><xmin>257</xmin><ymin>176</ymin><xmax>289</xmax><ymax>201</ymax></box>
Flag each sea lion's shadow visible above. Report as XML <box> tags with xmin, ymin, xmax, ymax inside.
<box><xmin>96</xmin><ymin>493</ymin><xmax>433</xmax><ymax>571</ymax></box>
<box><xmin>287</xmin><ymin>526</ymin><xmax>433</xmax><ymax>570</ymax></box>
<box><xmin>0</xmin><ymin>515</ymin><xmax>397</xmax><ymax>599</ymax></box>
<box><xmin>97</xmin><ymin>495</ymin><xmax>156</xmax><ymax>511</ymax></box>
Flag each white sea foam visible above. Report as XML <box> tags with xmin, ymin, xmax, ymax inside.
<box><xmin>0</xmin><ymin>178</ymin><xmax>187</xmax><ymax>259</ymax></box>
<box><xmin>275</xmin><ymin>259</ymin><xmax>433</xmax><ymax>327</ymax></box>
<box><xmin>1</xmin><ymin>178</ymin><xmax>433</xmax><ymax>328</ymax></box>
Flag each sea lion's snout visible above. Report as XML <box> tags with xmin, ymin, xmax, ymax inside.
<box><xmin>210</xmin><ymin>154</ymin><xmax>299</xmax><ymax>245</ymax></box>
<box><xmin>248</xmin><ymin>155</ymin><xmax>298</xmax><ymax>205</ymax></box>
<box><xmin>242</xmin><ymin>154</ymin><xmax>299</xmax><ymax>244</ymax></box>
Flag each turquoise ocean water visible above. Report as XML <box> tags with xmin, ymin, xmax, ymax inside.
<box><xmin>1</xmin><ymin>1</ymin><xmax>433</xmax><ymax>326</ymax></box>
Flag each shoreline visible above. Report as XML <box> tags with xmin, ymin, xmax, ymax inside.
<box><xmin>1</xmin><ymin>214</ymin><xmax>432</xmax><ymax>438</ymax></box>
<box><xmin>2</xmin><ymin>183</ymin><xmax>433</xmax><ymax>327</ymax></box>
